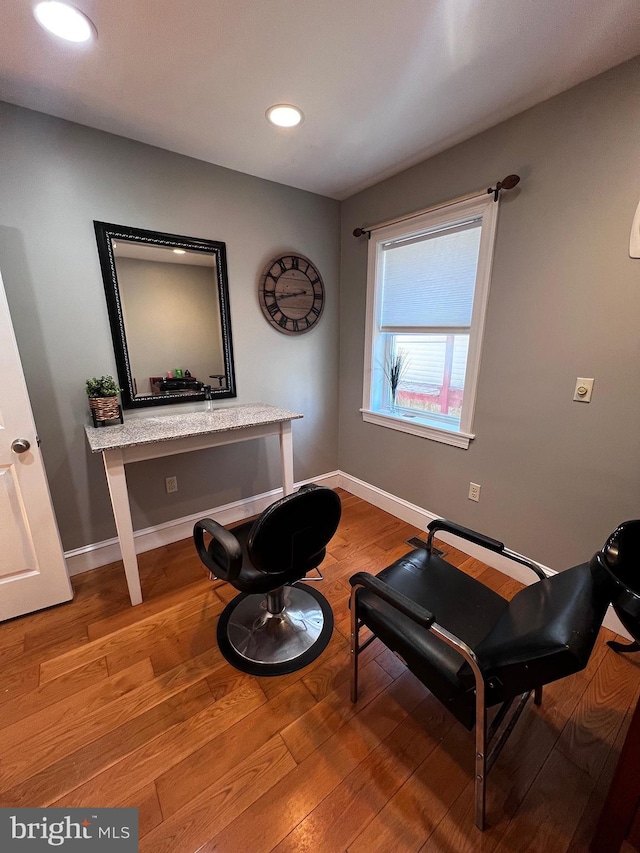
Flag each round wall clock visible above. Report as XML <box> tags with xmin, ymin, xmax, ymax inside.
<box><xmin>258</xmin><ymin>254</ymin><xmax>325</xmax><ymax>335</ymax></box>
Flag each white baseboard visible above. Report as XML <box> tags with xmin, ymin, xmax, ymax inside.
<box><xmin>338</xmin><ymin>471</ymin><xmax>551</xmax><ymax>582</ymax></box>
<box><xmin>337</xmin><ymin>471</ymin><xmax>440</xmax><ymax>530</ymax></box>
<box><xmin>336</xmin><ymin>471</ymin><xmax>629</xmax><ymax>639</ymax></box>
<box><xmin>65</xmin><ymin>467</ymin><xmax>628</xmax><ymax>638</ymax></box>
<box><xmin>64</xmin><ymin>471</ymin><xmax>341</xmax><ymax>576</ymax></box>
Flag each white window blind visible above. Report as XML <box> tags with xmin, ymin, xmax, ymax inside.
<box><xmin>380</xmin><ymin>219</ymin><xmax>482</xmax><ymax>329</ymax></box>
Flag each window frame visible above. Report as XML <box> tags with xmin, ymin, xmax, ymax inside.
<box><xmin>361</xmin><ymin>193</ymin><xmax>500</xmax><ymax>449</ymax></box>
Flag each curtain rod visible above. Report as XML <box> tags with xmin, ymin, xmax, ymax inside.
<box><xmin>352</xmin><ymin>174</ymin><xmax>520</xmax><ymax>238</ymax></box>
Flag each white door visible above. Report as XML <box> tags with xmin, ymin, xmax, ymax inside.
<box><xmin>0</xmin><ymin>271</ymin><xmax>72</xmax><ymax>620</ymax></box>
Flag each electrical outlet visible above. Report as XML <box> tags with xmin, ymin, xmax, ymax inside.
<box><xmin>165</xmin><ymin>476</ymin><xmax>178</xmax><ymax>494</ymax></box>
<box><xmin>468</xmin><ymin>482</ymin><xmax>481</xmax><ymax>502</ymax></box>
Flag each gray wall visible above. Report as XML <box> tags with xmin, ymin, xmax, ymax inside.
<box><xmin>0</xmin><ymin>103</ymin><xmax>340</xmax><ymax>551</ymax></box>
<box><xmin>2</xmin><ymin>57</ymin><xmax>639</xmax><ymax>568</ymax></box>
<box><xmin>339</xmin><ymin>57</ymin><xmax>640</xmax><ymax>570</ymax></box>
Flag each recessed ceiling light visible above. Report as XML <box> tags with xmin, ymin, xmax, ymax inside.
<box><xmin>34</xmin><ymin>2</ymin><xmax>96</xmax><ymax>43</ymax></box>
<box><xmin>266</xmin><ymin>104</ymin><xmax>304</xmax><ymax>128</ymax></box>
<box><xmin>173</xmin><ymin>249</ymin><xmax>186</xmax><ymax>255</ymax></box>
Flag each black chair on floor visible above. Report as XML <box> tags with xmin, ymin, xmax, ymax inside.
<box><xmin>593</xmin><ymin>519</ymin><xmax>640</xmax><ymax>654</ymax></box>
<box><xmin>349</xmin><ymin>518</ymin><xmax>619</xmax><ymax>830</ymax></box>
<box><xmin>194</xmin><ymin>484</ymin><xmax>341</xmax><ymax>676</ymax></box>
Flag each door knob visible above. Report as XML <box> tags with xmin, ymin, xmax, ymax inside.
<box><xmin>11</xmin><ymin>438</ymin><xmax>31</xmax><ymax>454</ymax></box>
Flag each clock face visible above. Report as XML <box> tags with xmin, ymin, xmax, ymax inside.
<box><xmin>259</xmin><ymin>254</ymin><xmax>325</xmax><ymax>335</ymax></box>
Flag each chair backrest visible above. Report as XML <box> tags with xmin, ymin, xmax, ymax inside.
<box><xmin>474</xmin><ymin>560</ymin><xmax>614</xmax><ymax>698</ymax></box>
<box><xmin>248</xmin><ymin>485</ymin><xmax>342</xmax><ymax>575</ymax></box>
<box><xmin>594</xmin><ymin>519</ymin><xmax>640</xmax><ymax>643</ymax></box>
<box><xmin>596</xmin><ymin>519</ymin><xmax>640</xmax><ymax>591</ymax></box>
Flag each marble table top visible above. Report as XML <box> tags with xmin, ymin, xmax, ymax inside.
<box><xmin>85</xmin><ymin>403</ymin><xmax>303</xmax><ymax>453</ymax></box>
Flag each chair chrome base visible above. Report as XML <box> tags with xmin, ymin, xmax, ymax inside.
<box><xmin>217</xmin><ymin>583</ymin><xmax>334</xmax><ymax>676</ymax></box>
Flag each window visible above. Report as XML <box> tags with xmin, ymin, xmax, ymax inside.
<box><xmin>362</xmin><ymin>193</ymin><xmax>499</xmax><ymax>448</ymax></box>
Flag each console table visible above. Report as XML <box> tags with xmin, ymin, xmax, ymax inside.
<box><xmin>85</xmin><ymin>403</ymin><xmax>303</xmax><ymax>605</ymax></box>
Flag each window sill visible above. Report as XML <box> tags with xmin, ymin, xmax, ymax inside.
<box><xmin>360</xmin><ymin>408</ymin><xmax>474</xmax><ymax>449</ymax></box>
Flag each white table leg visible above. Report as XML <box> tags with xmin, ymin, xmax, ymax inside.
<box><xmin>279</xmin><ymin>421</ymin><xmax>295</xmax><ymax>495</ymax></box>
<box><xmin>103</xmin><ymin>448</ymin><xmax>143</xmax><ymax>605</ymax></box>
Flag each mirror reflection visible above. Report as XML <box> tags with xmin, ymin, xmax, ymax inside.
<box><xmin>94</xmin><ymin>222</ymin><xmax>236</xmax><ymax>409</ymax></box>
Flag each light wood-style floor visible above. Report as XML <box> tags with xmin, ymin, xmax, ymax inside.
<box><xmin>1</xmin><ymin>490</ymin><xmax>639</xmax><ymax>852</ymax></box>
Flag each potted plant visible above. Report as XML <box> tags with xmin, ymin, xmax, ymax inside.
<box><xmin>86</xmin><ymin>375</ymin><xmax>123</xmax><ymax>425</ymax></box>
<box><xmin>384</xmin><ymin>350</ymin><xmax>409</xmax><ymax>411</ymax></box>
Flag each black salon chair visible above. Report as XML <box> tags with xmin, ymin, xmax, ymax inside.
<box><xmin>194</xmin><ymin>484</ymin><xmax>341</xmax><ymax>676</ymax></box>
<box><xmin>593</xmin><ymin>520</ymin><xmax>640</xmax><ymax>654</ymax></box>
<box><xmin>349</xmin><ymin>519</ymin><xmax>617</xmax><ymax>830</ymax></box>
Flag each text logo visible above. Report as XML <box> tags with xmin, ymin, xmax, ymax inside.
<box><xmin>0</xmin><ymin>808</ymin><xmax>138</xmax><ymax>850</ymax></box>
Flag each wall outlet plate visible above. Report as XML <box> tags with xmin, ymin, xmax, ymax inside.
<box><xmin>165</xmin><ymin>476</ymin><xmax>178</xmax><ymax>493</ymax></box>
<box><xmin>468</xmin><ymin>482</ymin><xmax>481</xmax><ymax>502</ymax></box>
<box><xmin>573</xmin><ymin>377</ymin><xmax>594</xmax><ymax>403</ymax></box>
<box><xmin>630</xmin><ymin>199</ymin><xmax>640</xmax><ymax>258</ymax></box>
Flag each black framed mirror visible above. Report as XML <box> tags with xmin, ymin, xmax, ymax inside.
<box><xmin>94</xmin><ymin>222</ymin><xmax>236</xmax><ymax>409</ymax></box>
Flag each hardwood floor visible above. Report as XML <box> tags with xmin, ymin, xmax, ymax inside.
<box><xmin>1</xmin><ymin>489</ymin><xmax>639</xmax><ymax>852</ymax></box>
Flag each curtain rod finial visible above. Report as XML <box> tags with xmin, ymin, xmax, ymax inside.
<box><xmin>488</xmin><ymin>174</ymin><xmax>521</xmax><ymax>201</ymax></box>
<box><xmin>353</xmin><ymin>227</ymin><xmax>370</xmax><ymax>239</ymax></box>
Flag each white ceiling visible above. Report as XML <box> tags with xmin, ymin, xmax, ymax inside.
<box><xmin>1</xmin><ymin>0</ymin><xmax>639</xmax><ymax>199</ymax></box>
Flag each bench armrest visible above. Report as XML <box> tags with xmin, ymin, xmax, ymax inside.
<box><xmin>426</xmin><ymin>519</ymin><xmax>547</xmax><ymax>581</ymax></box>
<box><xmin>349</xmin><ymin>571</ymin><xmax>435</xmax><ymax>629</ymax></box>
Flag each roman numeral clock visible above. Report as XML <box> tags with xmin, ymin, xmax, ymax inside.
<box><xmin>259</xmin><ymin>254</ymin><xmax>325</xmax><ymax>335</ymax></box>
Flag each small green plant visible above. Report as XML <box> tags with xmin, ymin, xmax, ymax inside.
<box><xmin>85</xmin><ymin>375</ymin><xmax>121</xmax><ymax>398</ymax></box>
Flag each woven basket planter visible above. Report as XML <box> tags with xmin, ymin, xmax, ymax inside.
<box><xmin>89</xmin><ymin>396</ymin><xmax>121</xmax><ymax>424</ymax></box>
